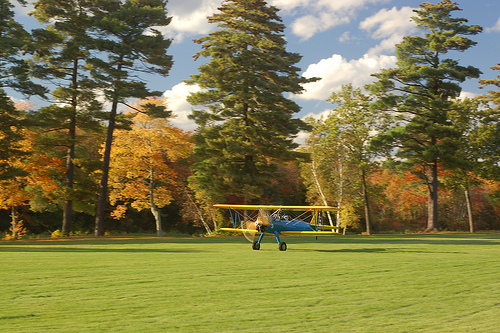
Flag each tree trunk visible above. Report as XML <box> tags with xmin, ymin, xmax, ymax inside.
<box><xmin>94</xmin><ymin>99</ymin><xmax>117</xmax><ymax>236</ymax></box>
<box><xmin>464</xmin><ymin>188</ymin><xmax>474</xmax><ymax>233</ymax></box>
<box><xmin>336</xmin><ymin>158</ymin><xmax>343</xmax><ymax>233</ymax></box>
<box><xmin>150</xmin><ymin>168</ymin><xmax>162</xmax><ymax>237</ymax></box>
<box><xmin>424</xmin><ymin>162</ymin><xmax>439</xmax><ymax>232</ymax></box>
<box><xmin>62</xmin><ymin>112</ymin><xmax>76</xmax><ymax>235</ymax></box>
<box><xmin>62</xmin><ymin>58</ymin><xmax>79</xmax><ymax>235</ymax></box>
<box><xmin>185</xmin><ymin>188</ymin><xmax>212</xmax><ymax>235</ymax></box>
<box><xmin>311</xmin><ymin>159</ymin><xmax>335</xmax><ymax>227</ymax></box>
<box><xmin>361</xmin><ymin>169</ymin><xmax>372</xmax><ymax>235</ymax></box>
<box><xmin>94</xmin><ymin>59</ymin><xmax>123</xmax><ymax>236</ymax></box>
<box><xmin>11</xmin><ymin>206</ymin><xmax>18</xmax><ymax>239</ymax></box>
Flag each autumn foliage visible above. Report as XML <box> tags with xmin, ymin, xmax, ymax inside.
<box><xmin>107</xmin><ymin>99</ymin><xmax>193</xmax><ymax>235</ymax></box>
<box><xmin>2</xmin><ymin>1</ymin><xmax>500</xmax><ymax>236</ymax></box>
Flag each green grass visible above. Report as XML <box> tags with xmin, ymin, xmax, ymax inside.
<box><xmin>1</xmin><ymin>234</ymin><xmax>500</xmax><ymax>332</ymax></box>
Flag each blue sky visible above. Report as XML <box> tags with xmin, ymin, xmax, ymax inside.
<box><xmin>13</xmin><ymin>0</ymin><xmax>500</xmax><ymax>136</ymax></box>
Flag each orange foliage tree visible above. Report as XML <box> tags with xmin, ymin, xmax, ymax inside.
<box><xmin>108</xmin><ymin>99</ymin><xmax>193</xmax><ymax>236</ymax></box>
<box><xmin>0</xmin><ymin>102</ymin><xmax>34</xmax><ymax>239</ymax></box>
<box><xmin>368</xmin><ymin>169</ymin><xmax>428</xmax><ymax>231</ymax></box>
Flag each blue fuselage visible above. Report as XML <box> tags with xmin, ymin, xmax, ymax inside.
<box><xmin>265</xmin><ymin>217</ymin><xmax>314</xmax><ymax>234</ymax></box>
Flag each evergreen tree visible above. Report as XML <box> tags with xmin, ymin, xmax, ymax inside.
<box><xmin>187</xmin><ymin>0</ymin><xmax>317</xmax><ymax>205</ymax></box>
<box><xmin>0</xmin><ymin>0</ymin><xmax>46</xmax><ymax>96</ymax></box>
<box><xmin>367</xmin><ymin>0</ymin><xmax>482</xmax><ymax>232</ymax></box>
<box><xmin>0</xmin><ymin>0</ymin><xmax>46</xmax><ymax>179</ymax></box>
<box><xmin>90</xmin><ymin>0</ymin><xmax>173</xmax><ymax>236</ymax></box>
<box><xmin>30</xmin><ymin>0</ymin><xmax>103</xmax><ymax>235</ymax></box>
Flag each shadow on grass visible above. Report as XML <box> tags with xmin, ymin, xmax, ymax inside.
<box><xmin>291</xmin><ymin>247</ymin><xmax>464</xmax><ymax>254</ymax></box>
<box><xmin>0</xmin><ymin>314</ymin><xmax>36</xmax><ymax>321</ymax></box>
<box><xmin>306</xmin><ymin>233</ymin><xmax>500</xmax><ymax>247</ymax></box>
<box><xmin>0</xmin><ymin>246</ymin><xmax>199</xmax><ymax>253</ymax></box>
<box><xmin>1</xmin><ymin>233</ymin><xmax>498</xmax><ymax>252</ymax></box>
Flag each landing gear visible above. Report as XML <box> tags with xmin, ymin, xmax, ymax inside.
<box><xmin>279</xmin><ymin>241</ymin><xmax>287</xmax><ymax>251</ymax></box>
<box><xmin>252</xmin><ymin>241</ymin><xmax>260</xmax><ymax>250</ymax></box>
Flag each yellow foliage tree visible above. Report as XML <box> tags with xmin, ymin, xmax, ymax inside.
<box><xmin>108</xmin><ymin>98</ymin><xmax>193</xmax><ymax>236</ymax></box>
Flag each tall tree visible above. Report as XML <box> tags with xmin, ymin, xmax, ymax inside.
<box><xmin>90</xmin><ymin>0</ymin><xmax>173</xmax><ymax>236</ymax></box>
<box><xmin>0</xmin><ymin>0</ymin><xmax>45</xmax><ymax>96</ymax></box>
<box><xmin>30</xmin><ymin>0</ymin><xmax>103</xmax><ymax>235</ymax></box>
<box><xmin>0</xmin><ymin>0</ymin><xmax>46</xmax><ymax>179</ymax></box>
<box><xmin>367</xmin><ymin>0</ymin><xmax>482</xmax><ymax>232</ymax></box>
<box><xmin>187</xmin><ymin>0</ymin><xmax>317</xmax><ymax>205</ymax></box>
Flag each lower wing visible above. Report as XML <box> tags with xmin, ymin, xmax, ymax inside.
<box><xmin>220</xmin><ymin>227</ymin><xmax>259</xmax><ymax>233</ymax></box>
<box><xmin>281</xmin><ymin>231</ymin><xmax>342</xmax><ymax>235</ymax></box>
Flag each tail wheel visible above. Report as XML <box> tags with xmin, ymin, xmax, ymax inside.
<box><xmin>279</xmin><ymin>241</ymin><xmax>287</xmax><ymax>251</ymax></box>
<box><xmin>252</xmin><ymin>241</ymin><xmax>261</xmax><ymax>250</ymax></box>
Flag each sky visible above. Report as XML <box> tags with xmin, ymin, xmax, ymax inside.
<box><xmin>12</xmin><ymin>0</ymin><xmax>500</xmax><ymax>138</ymax></box>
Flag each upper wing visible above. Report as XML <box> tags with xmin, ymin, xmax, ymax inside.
<box><xmin>213</xmin><ymin>204</ymin><xmax>337</xmax><ymax>211</ymax></box>
<box><xmin>220</xmin><ymin>228</ymin><xmax>340</xmax><ymax>235</ymax></box>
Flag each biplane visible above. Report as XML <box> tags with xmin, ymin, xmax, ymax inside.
<box><xmin>214</xmin><ymin>204</ymin><xmax>340</xmax><ymax>251</ymax></box>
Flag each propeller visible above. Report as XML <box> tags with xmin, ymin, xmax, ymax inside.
<box><xmin>241</xmin><ymin>220</ymin><xmax>258</xmax><ymax>242</ymax></box>
<box><xmin>256</xmin><ymin>209</ymin><xmax>271</xmax><ymax>228</ymax></box>
<box><xmin>241</xmin><ymin>209</ymin><xmax>271</xmax><ymax>242</ymax></box>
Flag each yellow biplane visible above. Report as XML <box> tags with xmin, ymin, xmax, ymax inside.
<box><xmin>214</xmin><ymin>204</ymin><xmax>340</xmax><ymax>251</ymax></box>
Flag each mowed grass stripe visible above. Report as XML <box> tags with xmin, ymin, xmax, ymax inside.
<box><xmin>1</xmin><ymin>234</ymin><xmax>499</xmax><ymax>332</ymax></box>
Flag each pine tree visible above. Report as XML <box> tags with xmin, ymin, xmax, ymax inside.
<box><xmin>0</xmin><ymin>0</ymin><xmax>46</xmax><ymax>96</ymax></box>
<box><xmin>30</xmin><ymin>0</ymin><xmax>103</xmax><ymax>235</ymax></box>
<box><xmin>367</xmin><ymin>0</ymin><xmax>482</xmax><ymax>232</ymax></box>
<box><xmin>187</xmin><ymin>0</ymin><xmax>317</xmax><ymax>205</ymax></box>
<box><xmin>90</xmin><ymin>0</ymin><xmax>173</xmax><ymax>236</ymax></box>
<box><xmin>0</xmin><ymin>0</ymin><xmax>46</xmax><ymax>179</ymax></box>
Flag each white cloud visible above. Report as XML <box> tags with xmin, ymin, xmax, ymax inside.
<box><xmin>486</xmin><ymin>16</ymin><xmax>500</xmax><ymax>33</ymax></box>
<box><xmin>360</xmin><ymin>6</ymin><xmax>415</xmax><ymax>39</ymax></box>
<box><xmin>359</xmin><ymin>6</ymin><xmax>417</xmax><ymax>55</ymax></box>
<box><xmin>294</xmin><ymin>131</ymin><xmax>310</xmax><ymax>146</ymax></box>
<box><xmin>338</xmin><ymin>31</ymin><xmax>352</xmax><ymax>42</ymax></box>
<box><xmin>295</xmin><ymin>108</ymin><xmax>332</xmax><ymax>145</ymax></box>
<box><xmin>269</xmin><ymin>0</ymin><xmax>390</xmax><ymax>40</ymax></box>
<box><xmin>458</xmin><ymin>91</ymin><xmax>478</xmax><ymax>100</ymax></box>
<box><xmin>290</xmin><ymin>12</ymin><xmax>351</xmax><ymax>41</ymax></box>
<box><xmin>159</xmin><ymin>0</ymin><xmax>221</xmax><ymax>42</ymax></box>
<box><xmin>301</xmin><ymin>109</ymin><xmax>332</xmax><ymax>121</ymax></box>
<box><xmin>163</xmin><ymin>82</ymin><xmax>201</xmax><ymax>130</ymax></box>
<box><xmin>297</xmin><ymin>53</ymin><xmax>396</xmax><ymax>100</ymax></box>
<box><xmin>270</xmin><ymin>0</ymin><xmax>310</xmax><ymax>12</ymax></box>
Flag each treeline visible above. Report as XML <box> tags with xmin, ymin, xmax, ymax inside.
<box><xmin>1</xmin><ymin>0</ymin><xmax>499</xmax><ymax>239</ymax></box>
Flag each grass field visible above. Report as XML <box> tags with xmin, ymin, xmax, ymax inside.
<box><xmin>1</xmin><ymin>234</ymin><xmax>500</xmax><ymax>332</ymax></box>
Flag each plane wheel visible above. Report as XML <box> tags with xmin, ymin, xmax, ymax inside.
<box><xmin>252</xmin><ymin>241</ymin><xmax>260</xmax><ymax>250</ymax></box>
<box><xmin>279</xmin><ymin>241</ymin><xmax>287</xmax><ymax>251</ymax></box>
